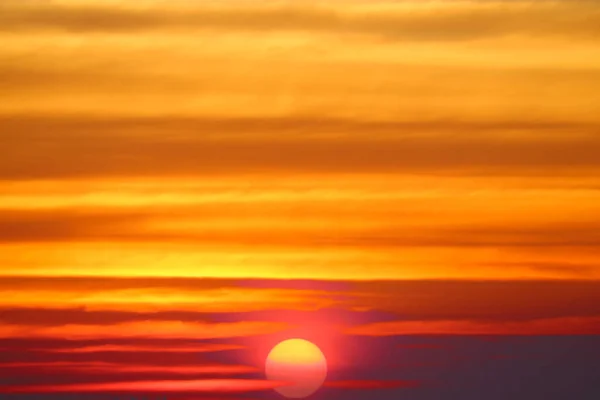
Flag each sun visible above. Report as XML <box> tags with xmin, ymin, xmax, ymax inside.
<box><xmin>265</xmin><ymin>338</ymin><xmax>327</xmax><ymax>398</ymax></box>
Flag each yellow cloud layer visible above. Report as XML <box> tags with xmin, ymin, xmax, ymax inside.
<box><xmin>1</xmin><ymin>1</ymin><xmax>599</xmax><ymax>119</ymax></box>
<box><xmin>1</xmin><ymin>0</ymin><xmax>599</xmax><ymax>281</ymax></box>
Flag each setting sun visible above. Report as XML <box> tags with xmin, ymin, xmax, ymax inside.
<box><xmin>265</xmin><ymin>339</ymin><xmax>327</xmax><ymax>398</ymax></box>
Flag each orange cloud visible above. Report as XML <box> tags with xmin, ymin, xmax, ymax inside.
<box><xmin>2</xmin><ymin>117</ymin><xmax>600</xmax><ymax>181</ymax></box>
<box><xmin>2</xmin><ymin>278</ymin><xmax>600</xmax><ymax>331</ymax></box>
<box><xmin>3</xmin><ymin>207</ymin><xmax>600</xmax><ymax>252</ymax></box>
<box><xmin>2</xmin><ymin>1</ymin><xmax>598</xmax><ymax>42</ymax></box>
<box><xmin>0</xmin><ymin>320</ymin><xmax>290</xmax><ymax>339</ymax></box>
<box><xmin>0</xmin><ymin>280</ymin><xmax>339</xmax><ymax>313</ymax></box>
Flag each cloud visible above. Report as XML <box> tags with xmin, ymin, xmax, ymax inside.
<box><xmin>0</xmin><ymin>307</ymin><xmax>387</xmax><ymax>329</ymax></box>
<box><xmin>2</xmin><ymin>278</ymin><xmax>600</xmax><ymax>334</ymax></box>
<box><xmin>324</xmin><ymin>380</ymin><xmax>421</xmax><ymax>389</ymax></box>
<box><xmin>2</xmin><ymin>207</ymin><xmax>600</xmax><ymax>252</ymax></box>
<box><xmin>1</xmin><ymin>116</ymin><xmax>599</xmax><ymax>180</ymax></box>
<box><xmin>0</xmin><ymin>320</ymin><xmax>290</xmax><ymax>339</ymax></box>
<box><xmin>345</xmin><ymin>316</ymin><xmax>600</xmax><ymax>335</ymax></box>
<box><xmin>481</xmin><ymin>261</ymin><xmax>598</xmax><ymax>278</ymax></box>
<box><xmin>1</xmin><ymin>1</ymin><xmax>598</xmax><ymax>42</ymax></box>
<box><xmin>0</xmin><ymin>339</ymin><xmax>250</xmax><ymax>369</ymax></box>
<box><xmin>344</xmin><ymin>280</ymin><xmax>600</xmax><ymax>322</ymax></box>
<box><xmin>44</xmin><ymin>343</ymin><xmax>245</xmax><ymax>354</ymax></box>
<box><xmin>1</xmin><ymin>361</ymin><xmax>258</xmax><ymax>376</ymax></box>
<box><xmin>396</xmin><ymin>344</ymin><xmax>447</xmax><ymax>350</ymax></box>
<box><xmin>0</xmin><ymin>278</ymin><xmax>340</xmax><ymax>312</ymax></box>
<box><xmin>0</xmin><ymin>307</ymin><xmax>219</xmax><ymax>327</ymax></box>
<box><xmin>2</xmin><ymin>379</ymin><xmax>288</xmax><ymax>393</ymax></box>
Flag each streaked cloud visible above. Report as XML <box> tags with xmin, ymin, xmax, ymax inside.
<box><xmin>0</xmin><ymin>320</ymin><xmax>290</xmax><ymax>339</ymax></box>
<box><xmin>0</xmin><ymin>277</ymin><xmax>345</xmax><ymax>312</ymax></box>
<box><xmin>1</xmin><ymin>1</ymin><xmax>599</xmax><ymax>42</ymax></box>
<box><xmin>2</xmin><ymin>378</ymin><xmax>289</xmax><ymax>393</ymax></box>
<box><xmin>2</xmin><ymin>117</ymin><xmax>600</xmax><ymax>180</ymax></box>
<box><xmin>2</xmin><ymin>278</ymin><xmax>600</xmax><ymax>333</ymax></box>
<box><xmin>1</xmin><ymin>361</ymin><xmax>258</xmax><ymax>375</ymax></box>
<box><xmin>345</xmin><ymin>316</ymin><xmax>600</xmax><ymax>335</ymax></box>
<box><xmin>2</xmin><ymin>207</ymin><xmax>600</xmax><ymax>249</ymax></box>
<box><xmin>324</xmin><ymin>380</ymin><xmax>421</xmax><ymax>389</ymax></box>
<box><xmin>42</xmin><ymin>343</ymin><xmax>245</xmax><ymax>354</ymax></box>
<box><xmin>2</xmin><ymin>1</ymin><xmax>600</xmax><ymax>120</ymax></box>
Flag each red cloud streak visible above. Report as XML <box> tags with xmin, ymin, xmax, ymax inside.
<box><xmin>2</xmin><ymin>379</ymin><xmax>289</xmax><ymax>393</ymax></box>
<box><xmin>1</xmin><ymin>361</ymin><xmax>258</xmax><ymax>375</ymax></box>
<box><xmin>44</xmin><ymin>343</ymin><xmax>245</xmax><ymax>353</ymax></box>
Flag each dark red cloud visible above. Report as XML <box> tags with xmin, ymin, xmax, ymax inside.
<box><xmin>397</xmin><ymin>343</ymin><xmax>447</xmax><ymax>350</ymax></box>
<box><xmin>346</xmin><ymin>316</ymin><xmax>600</xmax><ymax>336</ymax></box>
<box><xmin>325</xmin><ymin>380</ymin><xmax>421</xmax><ymax>389</ymax></box>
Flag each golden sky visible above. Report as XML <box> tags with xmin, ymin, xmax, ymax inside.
<box><xmin>1</xmin><ymin>8</ymin><xmax>600</xmax><ymax>395</ymax></box>
<box><xmin>1</xmin><ymin>0</ymin><xmax>600</xmax><ymax>282</ymax></box>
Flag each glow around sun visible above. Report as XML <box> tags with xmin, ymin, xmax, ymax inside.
<box><xmin>265</xmin><ymin>339</ymin><xmax>327</xmax><ymax>398</ymax></box>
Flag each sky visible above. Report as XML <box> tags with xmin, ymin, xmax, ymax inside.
<box><xmin>0</xmin><ymin>0</ymin><xmax>599</xmax><ymax>399</ymax></box>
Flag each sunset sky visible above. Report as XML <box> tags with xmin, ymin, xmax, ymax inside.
<box><xmin>1</xmin><ymin>0</ymin><xmax>599</xmax><ymax>399</ymax></box>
